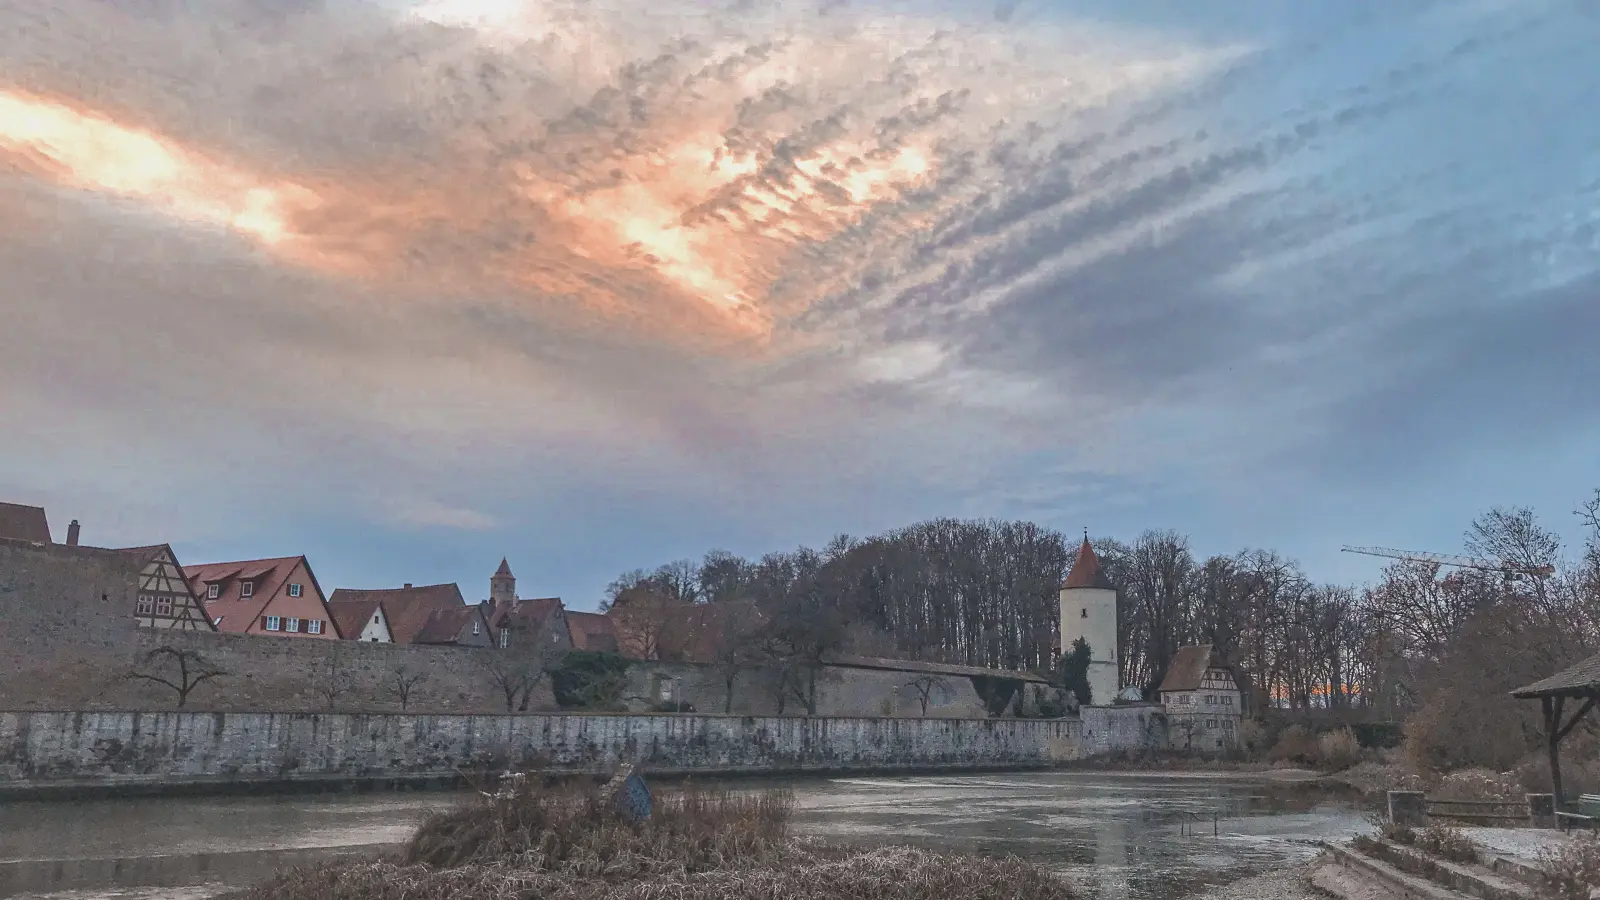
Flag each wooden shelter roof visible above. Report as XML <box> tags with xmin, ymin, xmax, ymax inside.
<box><xmin>1512</xmin><ymin>652</ymin><xmax>1600</xmax><ymax>699</ymax></box>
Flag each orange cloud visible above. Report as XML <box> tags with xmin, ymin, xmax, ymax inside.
<box><xmin>0</xmin><ymin>89</ymin><xmax>318</xmax><ymax>249</ymax></box>
<box><xmin>0</xmin><ymin>85</ymin><xmax>938</xmax><ymax>347</ymax></box>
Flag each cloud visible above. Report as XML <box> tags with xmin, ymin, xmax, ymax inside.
<box><xmin>1</xmin><ymin>0</ymin><xmax>1596</xmax><ymax>591</ymax></box>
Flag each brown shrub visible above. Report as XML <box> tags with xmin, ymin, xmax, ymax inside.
<box><xmin>1238</xmin><ymin>719</ymin><xmax>1268</xmax><ymax>756</ymax></box>
<box><xmin>1267</xmin><ymin>725</ymin><xmax>1320</xmax><ymax>766</ymax></box>
<box><xmin>1317</xmin><ymin>728</ymin><xmax>1364</xmax><ymax>773</ymax></box>
<box><xmin>403</xmin><ymin>779</ymin><xmax>791</xmax><ymax>876</ymax></box>
<box><xmin>1413</xmin><ymin>825</ymin><xmax>1478</xmax><ymax>865</ymax></box>
<box><xmin>1540</xmin><ymin>832</ymin><xmax>1600</xmax><ymax>900</ymax></box>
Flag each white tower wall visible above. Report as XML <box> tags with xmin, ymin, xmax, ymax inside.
<box><xmin>1060</xmin><ymin>584</ymin><xmax>1119</xmax><ymax>706</ymax></box>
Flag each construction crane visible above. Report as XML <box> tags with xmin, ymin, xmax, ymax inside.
<box><xmin>1340</xmin><ymin>545</ymin><xmax>1555</xmax><ymax>581</ymax></box>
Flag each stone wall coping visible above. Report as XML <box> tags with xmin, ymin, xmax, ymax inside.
<box><xmin>0</xmin><ymin>709</ymin><xmax>1081</xmax><ymax>723</ymax></box>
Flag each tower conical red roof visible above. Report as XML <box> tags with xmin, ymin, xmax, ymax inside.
<box><xmin>494</xmin><ymin>558</ymin><xmax>513</xmax><ymax>577</ymax></box>
<box><xmin>1063</xmin><ymin>535</ymin><xmax>1114</xmax><ymax>590</ymax></box>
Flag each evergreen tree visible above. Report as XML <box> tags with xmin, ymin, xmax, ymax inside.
<box><xmin>1058</xmin><ymin>638</ymin><xmax>1093</xmax><ymax>707</ymax></box>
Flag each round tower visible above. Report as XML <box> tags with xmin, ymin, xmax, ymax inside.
<box><xmin>1059</xmin><ymin>532</ymin><xmax>1120</xmax><ymax>707</ymax></box>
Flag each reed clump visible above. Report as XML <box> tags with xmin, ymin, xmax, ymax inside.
<box><xmin>225</xmin><ymin>776</ymin><xmax>1081</xmax><ymax>900</ymax></box>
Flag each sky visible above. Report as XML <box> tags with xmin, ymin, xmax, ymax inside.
<box><xmin>2</xmin><ymin>0</ymin><xmax>1597</xmax><ymax>610</ymax></box>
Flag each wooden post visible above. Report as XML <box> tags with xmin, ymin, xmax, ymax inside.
<box><xmin>1546</xmin><ymin>696</ymin><xmax>1566</xmax><ymax>806</ymax></box>
<box><xmin>1388</xmin><ymin>791</ymin><xmax>1426</xmax><ymax>827</ymax></box>
<box><xmin>1528</xmin><ymin>793</ymin><xmax>1557</xmax><ymax>829</ymax></box>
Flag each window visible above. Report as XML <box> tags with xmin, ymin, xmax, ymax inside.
<box><xmin>1222</xmin><ymin>696</ymin><xmax>1233</xmax><ymax>706</ymax></box>
<box><xmin>551</xmin><ymin>631</ymin><xmax>560</xmax><ymax>643</ymax></box>
<box><xmin>286</xmin><ymin>617</ymin><xmax>301</xmax><ymax>633</ymax></box>
<box><xmin>213</xmin><ymin>617</ymin><xmax>224</xmax><ymax>626</ymax></box>
<box><xmin>472</xmin><ymin>620</ymin><xmax>481</xmax><ymax>635</ymax></box>
<box><xmin>207</xmin><ymin>584</ymin><xmax>220</xmax><ymax>600</ymax></box>
<box><xmin>373</xmin><ymin>614</ymin><xmax>380</xmax><ymax>624</ymax></box>
<box><xmin>307</xmin><ymin>619</ymin><xmax>323</xmax><ymax>635</ymax></box>
<box><xmin>287</xmin><ymin>583</ymin><xmax>302</xmax><ymax>598</ymax></box>
<box><xmin>265</xmin><ymin>615</ymin><xmax>281</xmax><ymax>631</ymax></box>
<box><xmin>154</xmin><ymin>596</ymin><xmax>173</xmax><ymax>617</ymax></box>
<box><xmin>1080</xmin><ymin>607</ymin><xmax>1087</xmax><ymax>618</ymax></box>
<box><xmin>658</xmin><ymin>678</ymin><xmax>676</xmax><ymax>702</ymax></box>
<box><xmin>136</xmin><ymin>595</ymin><xmax>154</xmax><ymax>615</ymax></box>
<box><xmin>1178</xmin><ymin>694</ymin><xmax>1190</xmax><ymax>705</ymax></box>
<box><xmin>499</xmin><ymin>630</ymin><xmax>510</xmax><ymax>648</ymax></box>
<box><xmin>1205</xmin><ymin>695</ymin><xmax>1214</xmax><ymax>705</ymax></box>
<box><xmin>1206</xmin><ymin>719</ymin><xmax>1217</xmax><ymax>728</ymax></box>
<box><xmin>240</xmin><ymin>581</ymin><xmax>254</xmax><ymax>598</ymax></box>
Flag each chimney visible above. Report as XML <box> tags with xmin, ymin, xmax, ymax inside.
<box><xmin>403</xmin><ymin>583</ymin><xmax>412</xmax><ymax>589</ymax></box>
<box><xmin>65</xmin><ymin>520</ymin><xmax>80</xmax><ymax>547</ymax></box>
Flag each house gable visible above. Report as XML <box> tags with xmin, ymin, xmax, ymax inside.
<box><xmin>130</xmin><ymin>545</ymin><xmax>215</xmax><ymax>631</ymax></box>
<box><xmin>252</xmin><ymin>558</ymin><xmax>337</xmax><ymax>638</ymax></box>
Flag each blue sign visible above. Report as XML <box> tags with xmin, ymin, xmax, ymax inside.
<box><xmin>615</xmin><ymin>772</ymin><xmax>652</xmax><ymax>821</ymax></box>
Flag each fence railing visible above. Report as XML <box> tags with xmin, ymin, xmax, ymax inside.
<box><xmin>1423</xmin><ymin>798</ymin><xmax>1530</xmax><ymax>823</ymax></box>
<box><xmin>1388</xmin><ymin>791</ymin><xmax>1557</xmax><ymax>829</ymax></box>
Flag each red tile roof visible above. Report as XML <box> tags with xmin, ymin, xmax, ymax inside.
<box><xmin>329</xmin><ymin>598</ymin><xmax>386</xmax><ymax>641</ymax></box>
<box><xmin>1157</xmin><ymin>644</ymin><xmax>1233</xmax><ymax>693</ymax></box>
<box><xmin>184</xmin><ymin>556</ymin><xmax>331</xmax><ymax>635</ymax></box>
<box><xmin>566</xmin><ymin>610</ymin><xmax>618</xmax><ymax>652</ymax></box>
<box><xmin>493</xmin><ymin>597</ymin><xmax>562</xmax><ymax>634</ymax></box>
<box><xmin>0</xmin><ymin>502</ymin><xmax>50</xmax><ymax>544</ymax></box>
<box><xmin>413</xmin><ymin>606</ymin><xmax>484</xmax><ymax>644</ymax></box>
<box><xmin>328</xmin><ymin>583</ymin><xmax>469</xmax><ymax>644</ymax></box>
<box><xmin>1063</xmin><ymin>536</ymin><xmax>1115</xmax><ymax>590</ymax></box>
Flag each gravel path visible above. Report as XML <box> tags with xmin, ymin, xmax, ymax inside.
<box><xmin>1459</xmin><ymin>827</ymin><xmax>1570</xmax><ymax>864</ymax></box>
<box><xmin>1184</xmin><ymin>864</ymin><xmax>1324</xmax><ymax>900</ymax></box>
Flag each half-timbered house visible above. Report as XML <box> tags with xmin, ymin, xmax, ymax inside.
<box><xmin>1159</xmin><ymin>644</ymin><xmax>1242</xmax><ymax>752</ymax></box>
<box><xmin>122</xmin><ymin>544</ymin><xmax>216</xmax><ymax>631</ymax></box>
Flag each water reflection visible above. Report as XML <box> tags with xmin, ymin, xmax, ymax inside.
<box><xmin>0</xmin><ymin>773</ymin><xmax>1368</xmax><ymax>900</ymax></box>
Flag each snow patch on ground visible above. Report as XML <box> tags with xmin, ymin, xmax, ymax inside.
<box><xmin>1461</xmin><ymin>827</ymin><xmax>1571</xmax><ymax>864</ymax></box>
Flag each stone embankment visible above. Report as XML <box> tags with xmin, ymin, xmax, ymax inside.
<box><xmin>0</xmin><ymin>710</ymin><xmax>1130</xmax><ymax>798</ymax></box>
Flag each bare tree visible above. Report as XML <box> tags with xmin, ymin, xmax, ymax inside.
<box><xmin>696</xmin><ymin>600</ymin><xmax>763</xmax><ymax>714</ymax></box>
<box><xmin>607</xmin><ymin>585</ymin><xmax>687</xmax><ymax>661</ymax></box>
<box><xmin>311</xmin><ymin>654</ymin><xmax>353</xmax><ymax>712</ymax></box>
<box><xmin>126</xmin><ymin>646</ymin><xmax>227</xmax><ymax>708</ymax></box>
<box><xmin>481</xmin><ymin>636</ymin><xmax>557</xmax><ymax>713</ymax></box>
<box><xmin>904</xmin><ymin>674</ymin><xmax>952</xmax><ymax>715</ymax></box>
<box><xmin>387</xmin><ymin>663</ymin><xmax>426</xmax><ymax>711</ymax></box>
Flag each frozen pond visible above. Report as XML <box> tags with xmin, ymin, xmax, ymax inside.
<box><xmin>0</xmin><ymin>771</ymin><xmax>1370</xmax><ymax>900</ymax></box>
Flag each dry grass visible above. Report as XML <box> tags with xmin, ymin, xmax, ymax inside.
<box><xmin>229</xmin><ymin>846</ymin><xmax>1080</xmax><ymax>900</ymax></box>
<box><xmin>223</xmin><ymin>777</ymin><xmax>1081</xmax><ymax>900</ymax></box>
<box><xmin>1412</xmin><ymin>825</ymin><xmax>1478</xmax><ymax>865</ymax></box>
<box><xmin>403</xmin><ymin>778</ymin><xmax>791</xmax><ymax>876</ymax></box>
<box><xmin>1429</xmin><ymin>768</ymin><xmax>1523</xmax><ymax>803</ymax></box>
<box><xmin>1539</xmin><ymin>832</ymin><xmax>1600</xmax><ymax>900</ymax></box>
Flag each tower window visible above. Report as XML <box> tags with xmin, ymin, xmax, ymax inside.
<box><xmin>1080</xmin><ymin>608</ymin><xmax>1087</xmax><ymax>618</ymax></box>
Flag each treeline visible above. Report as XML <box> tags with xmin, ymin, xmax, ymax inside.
<box><xmin>610</xmin><ymin>490</ymin><xmax>1600</xmax><ymax>766</ymax></box>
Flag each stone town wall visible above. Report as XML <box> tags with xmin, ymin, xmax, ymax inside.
<box><xmin>1079</xmin><ymin>704</ymin><xmax>1168</xmax><ymax>757</ymax></box>
<box><xmin>0</xmin><ymin>711</ymin><xmax>1092</xmax><ymax>787</ymax></box>
<box><xmin>0</xmin><ymin>541</ymin><xmax>1162</xmax><ymax>766</ymax></box>
<box><xmin>0</xmin><ymin>541</ymin><xmax>989</xmax><ymax>718</ymax></box>
<box><xmin>622</xmin><ymin>661</ymin><xmax>989</xmax><ymax>718</ymax></box>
